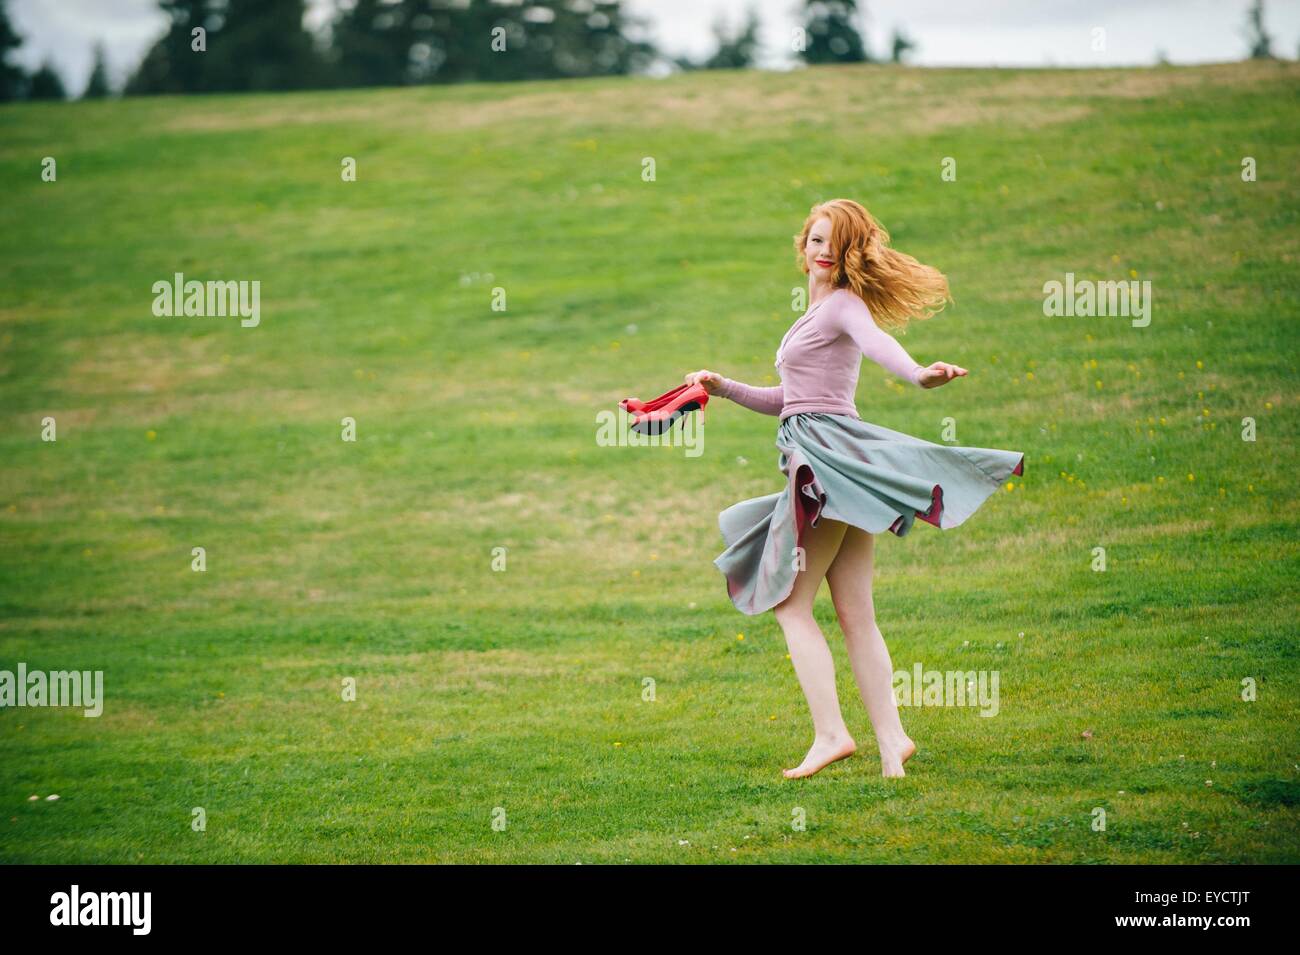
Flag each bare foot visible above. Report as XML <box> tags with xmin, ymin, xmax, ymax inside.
<box><xmin>880</xmin><ymin>737</ymin><xmax>917</xmax><ymax>778</ymax></box>
<box><xmin>783</xmin><ymin>734</ymin><xmax>857</xmax><ymax>779</ymax></box>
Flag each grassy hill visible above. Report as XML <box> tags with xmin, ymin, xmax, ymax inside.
<box><xmin>0</xmin><ymin>60</ymin><xmax>1297</xmax><ymax>863</ymax></box>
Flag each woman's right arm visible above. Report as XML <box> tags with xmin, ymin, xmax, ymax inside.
<box><xmin>716</xmin><ymin>378</ymin><xmax>785</xmax><ymax>416</ymax></box>
<box><xmin>685</xmin><ymin>369</ymin><xmax>784</xmax><ymax>417</ymax></box>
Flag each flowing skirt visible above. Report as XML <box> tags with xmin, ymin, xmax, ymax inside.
<box><xmin>714</xmin><ymin>412</ymin><xmax>1025</xmax><ymax>616</ymax></box>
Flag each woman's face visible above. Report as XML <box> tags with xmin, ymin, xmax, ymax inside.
<box><xmin>805</xmin><ymin>217</ymin><xmax>836</xmax><ymax>279</ymax></box>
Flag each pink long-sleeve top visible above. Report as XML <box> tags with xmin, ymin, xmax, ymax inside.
<box><xmin>716</xmin><ymin>287</ymin><xmax>926</xmax><ymax>421</ymax></box>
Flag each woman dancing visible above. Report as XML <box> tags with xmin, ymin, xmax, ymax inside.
<box><xmin>685</xmin><ymin>198</ymin><xmax>1024</xmax><ymax>780</ymax></box>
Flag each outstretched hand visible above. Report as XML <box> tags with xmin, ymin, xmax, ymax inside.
<box><xmin>917</xmin><ymin>362</ymin><xmax>967</xmax><ymax>389</ymax></box>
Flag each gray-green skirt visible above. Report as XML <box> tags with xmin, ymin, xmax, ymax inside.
<box><xmin>714</xmin><ymin>412</ymin><xmax>1025</xmax><ymax>616</ymax></box>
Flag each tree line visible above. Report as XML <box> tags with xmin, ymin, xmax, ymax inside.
<box><xmin>0</xmin><ymin>0</ymin><xmax>1290</xmax><ymax>103</ymax></box>
<box><xmin>0</xmin><ymin>0</ymin><xmax>916</xmax><ymax>101</ymax></box>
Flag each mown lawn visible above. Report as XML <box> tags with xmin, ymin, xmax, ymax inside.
<box><xmin>0</xmin><ymin>60</ymin><xmax>1297</xmax><ymax>863</ymax></box>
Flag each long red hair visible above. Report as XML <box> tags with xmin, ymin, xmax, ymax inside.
<box><xmin>793</xmin><ymin>198</ymin><xmax>951</xmax><ymax>332</ymax></box>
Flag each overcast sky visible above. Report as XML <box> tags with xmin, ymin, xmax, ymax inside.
<box><xmin>9</xmin><ymin>0</ymin><xmax>1300</xmax><ymax>93</ymax></box>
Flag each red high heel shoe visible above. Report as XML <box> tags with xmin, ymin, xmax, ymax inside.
<box><xmin>620</xmin><ymin>382</ymin><xmax>709</xmax><ymax>435</ymax></box>
<box><xmin>619</xmin><ymin>382</ymin><xmax>691</xmax><ymax>415</ymax></box>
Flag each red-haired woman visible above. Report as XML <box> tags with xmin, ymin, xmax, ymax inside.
<box><xmin>686</xmin><ymin>198</ymin><xmax>1024</xmax><ymax>780</ymax></box>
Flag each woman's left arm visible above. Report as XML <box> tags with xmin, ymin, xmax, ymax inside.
<box><xmin>821</xmin><ymin>298</ymin><xmax>966</xmax><ymax>389</ymax></box>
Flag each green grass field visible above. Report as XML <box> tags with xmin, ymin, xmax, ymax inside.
<box><xmin>1</xmin><ymin>60</ymin><xmax>1297</xmax><ymax>863</ymax></box>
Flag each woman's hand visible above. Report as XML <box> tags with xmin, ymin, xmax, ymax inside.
<box><xmin>916</xmin><ymin>362</ymin><xmax>967</xmax><ymax>389</ymax></box>
<box><xmin>684</xmin><ymin>369</ymin><xmax>724</xmax><ymax>394</ymax></box>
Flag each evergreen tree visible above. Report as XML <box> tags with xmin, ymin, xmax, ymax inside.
<box><xmin>206</xmin><ymin>0</ymin><xmax>327</xmax><ymax>91</ymax></box>
<box><xmin>28</xmin><ymin>59</ymin><xmax>66</xmax><ymax>100</ymax></box>
<box><xmin>126</xmin><ymin>0</ymin><xmax>216</xmax><ymax>94</ymax></box>
<box><xmin>329</xmin><ymin>0</ymin><xmax>657</xmax><ymax>87</ymax></box>
<box><xmin>0</xmin><ymin>0</ymin><xmax>27</xmax><ymax>101</ymax></box>
<box><xmin>572</xmin><ymin>0</ymin><xmax>658</xmax><ymax>77</ymax></box>
<box><xmin>127</xmin><ymin>0</ymin><xmax>327</xmax><ymax>93</ymax></box>
<box><xmin>462</xmin><ymin>0</ymin><xmax>656</xmax><ymax>83</ymax></box>
<box><xmin>701</xmin><ymin>4</ymin><xmax>761</xmax><ymax>71</ymax></box>
<box><xmin>889</xmin><ymin>27</ymin><xmax>915</xmax><ymax>64</ymax></box>
<box><xmin>1243</xmin><ymin>0</ymin><xmax>1274</xmax><ymax>60</ymax></box>
<box><xmin>83</xmin><ymin>42</ymin><xmax>111</xmax><ymax>98</ymax></box>
<box><xmin>330</xmin><ymin>0</ymin><xmax>414</xmax><ymax>88</ymax></box>
<box><xmin>798</xmin><ymin>0</ymin><xmax>871</xmax><ymax>65</ymax></box>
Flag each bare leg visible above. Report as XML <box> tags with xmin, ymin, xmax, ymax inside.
<box><xmin>773</xmin><ymin>517</ymin><xmax>855</xmax><ymax>779</ymax></box>
<box><xmin>826</xmin><ymin>525</ymin><xmax>917</xmax><ymax>778</ymax></box>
